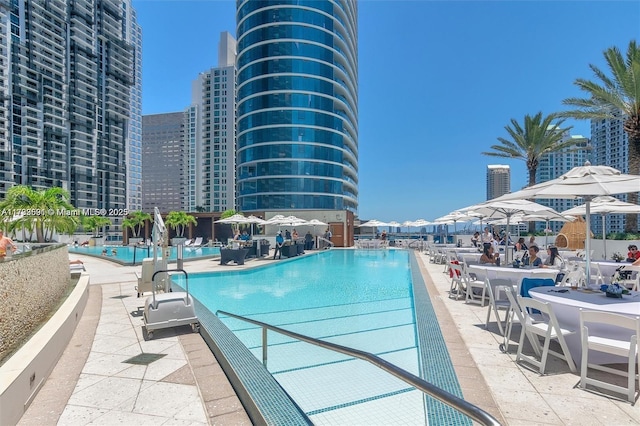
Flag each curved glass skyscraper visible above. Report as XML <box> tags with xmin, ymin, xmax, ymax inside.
<box><xmin>236</xmin><ymin>0</ymin><xmax>358</xmax><ymax>212</ymax></box>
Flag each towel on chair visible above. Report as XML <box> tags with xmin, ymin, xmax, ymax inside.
<box><xmin>520</xmin><ymin>277</ymin><xmax>556</xmax><ymax>298</ymax></box>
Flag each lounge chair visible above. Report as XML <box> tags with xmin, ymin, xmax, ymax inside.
<box><xmin>183</xmin><ymin>239</ymin><xmax>193</xmax><ymax>247</ymax></box>
<box><xmin>70</xmin><ymin>262</ymin><xmax>85</xmax><ymax>276</ymax></box>
<box><xmin>191</xmin><ymin>237</ymin><xmax>203</xmax><ymax>247</ymax></box>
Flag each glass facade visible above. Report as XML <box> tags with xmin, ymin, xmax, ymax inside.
<box><xmin>235</xmin><ymin>0</ymin><xmax>358</xmax><ymax>212</ymax></box>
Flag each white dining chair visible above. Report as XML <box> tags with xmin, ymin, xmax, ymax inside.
<box><xmin>501</xmin><ymin>287</ymin><xmax>543</xmax><ymax>356</ymax></box>
<box><xmin>448</xmin><ymin>262</ymin><xmax>465</xmax><ymax>301</ymax></box>
<box><xmin>560</xmin><ymin>268</ymin><xmax>587</xmax><ymax>287</ymax></box>
<box><xmin>615</xmin><ymin>265</ymin><xmax>640</xmax><ymax>291</ymax></box>
<box><xmin>484</xmin><ymin>277</ymin><xmax>512</xmax><ymax>335</ymax></box>
<box><xmin>516</xmin><ymin>295</ymin><xmax>577</xmax><ymax>375</ymax></box>
<box><xmin>461</xmin><ymin>264</ymin><xmax>486</xmax><ymax>306</ymax></box>
<box><xmin>579</xmin><ymin>309</ymin><xmax>640</xmax><ymax>403</ymax></box>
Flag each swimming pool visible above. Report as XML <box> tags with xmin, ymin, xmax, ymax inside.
<box><xmin>182</xmin><ymin>250</ymin><xmax>469</xmax><ymax>425</ymax></box>
<box><xmin>68</xmin><ymin>245</ymin><xmax>220</xmax><ymax>264</ymax></box>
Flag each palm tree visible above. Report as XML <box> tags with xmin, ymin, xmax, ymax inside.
<box><xmin>482</xmin><ymin>112</ymin><xmax>575</xmax><ymax>232</ymax></box>
<box><xmin>82</xmin><ymin>216</ymin><xmax>112</xmax><ymax>237</ymax></box>
<box><xmin>164</xmin><ymin>211</ymin><xmax>197</xmax><ymax>238</ymax></box>
<box><xmin>122</xmin><ymin>210</ymin><xmax>151</xmax><ymax>239</ymax></box>
<box><xmin>483</xmin><ymin>112</ymin><xmax>575</xmax><ymax>187</ymax></box>
<box><xmin>560</xmin><ymin>40</ymin><xmax>640</xmax><ymax>232</ymax></box>
<box><xmin>0</xmin><ymin>185</ymin><xmax>78</xmax><ymax>242</ymax></box>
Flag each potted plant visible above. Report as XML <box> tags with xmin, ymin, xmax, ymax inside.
<box><xmin>122</xmin><ymin>210</ymin><xmax>151</xmax><ymax>245</ymax></box>
<box><xmin>165</xmin><ymin>211</ymin><xmax>197</xmax><ymax>245</ymax></box>
<box><xmin>612</xmin><ymin>252</ymin><xmax>624</xmax><ymax>262</ymax></box>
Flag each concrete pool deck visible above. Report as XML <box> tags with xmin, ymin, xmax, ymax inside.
<box><xmin>16</xmin><ymin>249</ymin><xmax>640</xmax><ymax>425</ymax></box>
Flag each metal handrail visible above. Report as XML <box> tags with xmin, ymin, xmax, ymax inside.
<box><xmin>317</xmin><ymin>236</ymin><xmax>334</xmax><ymax>248</ymax></box>
<box><xmin>216</xmin><ymin>310</ymin><xmax>501</xmax><ymax>426</ymax></box>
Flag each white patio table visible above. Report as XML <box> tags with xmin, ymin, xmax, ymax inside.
<box><xmin>580</xmin><ymin>260</ymin><xmax>635</xmax><ymax>281</ymax></box>
<box><xmin>529</xmin><ymin>286</ymin><xmax>640</xmax><ymax>365</ymax></box>
<box><xmin>467</xmin><ymin>264</ymin><xmax>560</xmax><ymax>292</ymax></box>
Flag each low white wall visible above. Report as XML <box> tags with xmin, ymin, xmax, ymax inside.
<box><xmin>0</xmin><ymin>272</ymin><xmax>89</xmax><ymax>426</ymax></box>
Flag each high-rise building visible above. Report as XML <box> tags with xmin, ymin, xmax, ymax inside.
<box><xmin>0</xmin><ymin>0</ymin><xmax>138</xmax><ymax>215</ymax></box>
<box><xmin>124</xmin><ymin>1</ymin><xmax>143</xmax><ymax>211</ymax></box>
<box><xmin>486</xmin><ymin>165</ymin><xmax>510</xmax><ymax>200</ymax></box>
<box><xmin>235</xmin><ymin>0</ymin><xmax>359</xmax><ymax>213</ymax></box>
<box><xmin>190</xmin><ymin>32</ymin><xmax>236</xmax><ymax>213</ymax></box>
<box><xmin>590</xmin><ymin>115</ymin><xmax>635</xmax><ymax>233</ymax></box>
<box><xmin>535</xmin><ymin>133</ymin><xmax>591</xmax><ymax>232</ymax></box>
<box><xmin>141</xmin><ymin>113</ymin><xmax>186</xmax><ymax>213</ymax></box>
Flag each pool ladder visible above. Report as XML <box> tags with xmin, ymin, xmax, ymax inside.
<box><xmin>216</xmin><ymin>310</ymin><xmax>501</xmax><ymax>426</ymax></box>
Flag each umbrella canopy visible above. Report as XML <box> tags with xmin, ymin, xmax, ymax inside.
<box><xmin>562</xmin><ymin>196</ymin><xmax>640</xmax><ymax>259</ymax></box>
<box><xmin>358</xmin><ymin>219</ymin><xmax>389</xmax><ymax>227</ymax></box>
<box><xmin>495</xmin><ymin>161</ymin><xmax>640</xmax><ymax>282</ymax></box>
<box><xmin>304</xmin><ymin>219</ymin><xmax>328</xmax><ymax>226</ymax></box>
<box><xmin>215</xmin><ymin>214</ymin><xmax>250</xmax><ymax>224</ymax></box>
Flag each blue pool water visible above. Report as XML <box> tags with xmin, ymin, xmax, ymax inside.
<box><xmin>69</xmin><ymin>245</ymin><xmax>220</xmax><ymax>264</ymax></box>
<box><xmin>183</xmin><ymin>250</ymin><xmax>468</xmax><ymax>425</ymax></box>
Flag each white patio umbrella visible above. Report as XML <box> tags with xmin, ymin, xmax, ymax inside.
<box><xmin>518</xmin><ymin>212</ymin><xmax>575</xmax><ymax>247</ymax></box>
<box><xmin>358</xmin><ymin>219</ymin><xmax>389</xmax><ymax>238</ymax></box>
<box><xmin>495</xmin><ymin>161</ymin><xmax>640</xmax><ymax>283</ymax></box>
<box><xmin>562</xmin><ymin>195</ymin><xmax>640</xmax><ymax>259</ymax></box>
<box><xmin>465</xmin><ymin>199</ymin><xmax>567</xmax><ymax>263</ymax></box>
<box><xmin>386</xmin><ymin>221</ymin><xmax>402</xmax><ymax>234</ymax></box>
<box><xmin>215</xmin><ymin>214</ymin><xmax>252</xmax><ymax>240</ymax></box>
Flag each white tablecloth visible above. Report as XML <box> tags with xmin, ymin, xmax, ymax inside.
<box><xmin>529</xmin><ymin>287</ymin><xmax>640</xmax><ymax>365</ymax></box>
<box><xmin>467</xmin><ymin>265</ymin><xmax>560</xmax><ymax>291</ymax></box>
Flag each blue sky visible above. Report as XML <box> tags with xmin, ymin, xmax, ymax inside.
<box><xmin>132</xmin><ymin>0</ymin><xmax>640</xmax><ymax>223</ymax></box>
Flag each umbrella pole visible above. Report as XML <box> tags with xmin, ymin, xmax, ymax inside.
<box><xmin>505</xmin><ymin>215</ymin><xmax>511</xmax><ymax>264</ymax></box>
<box><xmin>602</xmin><ymin>214</ymin><xmax>606</xmax><ymax>260</ymax></box>
<box><xmin>545</xmin><ymin>219</ymin><xmax>549</xmax><ymax>247</ymax></box>
<box><xmin>585</xmin><ymin>199</ymin><xmax>591</xmax><ymax>286</ymax></box>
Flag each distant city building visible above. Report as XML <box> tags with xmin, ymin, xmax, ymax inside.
<box><xmin>141</xmin><ymin>113</ymin><xmax>186</xmax><ymax>213</ymax></box>
<box><xmin>0</xmin><ymin>0</ymin><xmax>139</xmax><ymax>218</ymax></box>
<box><xmin>590</xmin><ymin>114</ymin><xmax>634</xmax><ymax>233</ymax></box>
<box><xmin>486</xmin><ymin>165</ymin><xmax>510</xmax><ymax>200</ymax></box>
<box><xmin>535</xmin><ymin>133</ymin><xmax>591</xmax><ymax>232</ymax></box>
<box><xmin>235</xmin><ymin>0</ymin><xmax>359</xmax><ymax>213</ymax></box>
<box><xmin>190</xmin><ymin>32</ymin><xmax>236</xmax><ymax>213</ymax></box>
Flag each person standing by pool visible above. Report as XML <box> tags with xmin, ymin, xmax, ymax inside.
<box><xmin>285</xmin><ymin>229</ymin><xmax>292</xmax><ymax>241</ymax></box>
<box><xmin>273</xmin><ymin>231</ymin><xmax>284</xmax><ymax>259</ymax></box>
<box><xmin>304</xmin><ymin>231</ymin><xmax>314</xmax><ymax>250</ymax></box>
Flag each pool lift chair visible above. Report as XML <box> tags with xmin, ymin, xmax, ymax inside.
<box><xmin>143</xmin><ymin>207</ymin><xmax>199</xmax><ymax>339</ymax></box>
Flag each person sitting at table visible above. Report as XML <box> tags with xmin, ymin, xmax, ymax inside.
<box><xmin>543</xmin><ymin>245</ymin><xmax>563</xmax><ymax>268</ymax></box>
<box><xmin>626</xmin><ymin>244</ymin><xmax>640</xmax><ymax>262</ymax></box>
<box><xmin>240</xmin><ymin>230</ymin><xmax>250</xmax><ymax>241</ymax></box>
<box><xmin>515</xmin><ymin>237</ymin><xmax>528</xmax><ymax>252</ymax></box>
<box><xmin>233</xmin><ymin>229</ymin><xmax>241</xmax><ymax>240</ymax></box>
<box><xmin>526</xmin><ymin>246</ymin><xmax>543</xmax><ymax>267</ymax></box>
<box><xmin>528</xmin><ymin>235</ymin><xmax>538</xmax><ymax>248</ymax></box>
<box><xmin>480</xmin><ymin>245</ymin><xmax>499</xmax><ymax>264</ymax></box>
<box><xmin>273</xmin><ymin>231</ymin><xmax>284</xmax><ymax>259</ymax></box>
<box><xmin>471</xmin><ymin>232</ymin><xmax>480</xmax><ymax>247</ymax></box>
